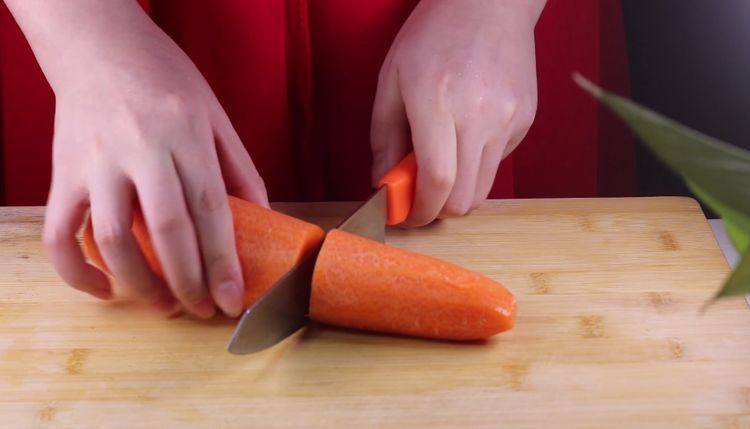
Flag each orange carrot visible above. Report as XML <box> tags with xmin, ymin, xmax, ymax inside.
<box><xmin>310</xmin><ymin>229</ymin><xmax>515</xmax><ymax>340</ymax></box>
<box><xmin>83</xmin><ymin>196</ymin><xmax>326</xmax><ymax>308</ymax></box>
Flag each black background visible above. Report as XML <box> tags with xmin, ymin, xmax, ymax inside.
<box><xmin>622</xmin><ymin>0</ymin><xmax>750</xmax><ymax>204</ymax></box>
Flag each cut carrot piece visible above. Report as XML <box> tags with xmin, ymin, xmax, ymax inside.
<box><xmin>310</xmin><ymin>229</ymin><xmax>515</xmax><ymax>340</ymax></box>
<box><xmin>82</xmin><ymin>196</ymin><xmax>326</xmax><ymax>309</ymax></box>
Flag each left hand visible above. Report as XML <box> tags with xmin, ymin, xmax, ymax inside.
<box><xmin>371</xmin><ymin>0</ymin><xmax>545</xmax><ymax>226</ymax></box>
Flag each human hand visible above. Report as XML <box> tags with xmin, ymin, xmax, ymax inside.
<box><xmin>22</xmin><ymin>1</ymin><xmax>268</xmax><ymax>318</ymax></box>
<box><xmin>371</xmin><ymin>0</ymin><xmax>544</xmax><ymax>226</ymax></box>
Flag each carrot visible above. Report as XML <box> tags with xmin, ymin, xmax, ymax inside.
<box><xmin>82</xmin><ymin>196</ymin><xmax>326</xmax><ymax>309</ymax></box>
<box><xmin>309</xmin><ymin>229</ymin><xmax>515</xmax><ymax>340</ymax></box>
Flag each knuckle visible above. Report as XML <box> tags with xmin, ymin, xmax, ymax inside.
<box><xmin>462</xmin><ymin>87</ymin><xmax>491</xmax><ymax>113</ymax></box>
<box><xmin>152</xmin><ymin>212</ymin><xmax>190</xmax><ymax>236</ymax></box>
<box><xmin>425</xmin><ymin>167</ymin><xmax>455</xmax><ymax>192</ymax></box>
<box><xmin>94</xmin><ymin>221</ymin><xmax>130</xmax><ymax>250</ymax></box>
<box><xmin>206</xmin><ymin>253</ymin><xmax>241</xmax><ymax>282</ymax></box>
<box><xmin>42</xmin><ymin>223</ymin><xmax>68</xmax><ymax>250</ymax></box>
<box><xmin>114</xmin><ymin>93</ymin><xmax>200</xmax><ymax>147</ymax></box>
<box><xmin>175</xmin><ymin>280</ymin><xmax>207</xmax><ymax>305</ymax></box>
<box><xmin>161</xmin><ymin>93</ymin><xmax>192</xmax><ymax>116</ymax></box>
<box><xmin>497</xmin><ymin>99</ymin><xmax>518</xmax><ymax>122</ymax></box>
<box><xmin>196</xmin><ymin>187</ymin><xmax>228</xmax><ymax>216</ymax></box>
<box><xmin>113</xmin><ymin>108</ymin><xmax>150</xmax><ymax>148</ymax></box>
<box><xmin>520</xmin><ymin>104</ymin><xmax>538</xmax><ymax>130</ymax></box>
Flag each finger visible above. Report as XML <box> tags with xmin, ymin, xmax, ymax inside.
<box><xmin>370</xmin><ymin>59</ymin><xmax>411</xmax><ymax>185</ymax></box>
<box><xmin>89</xmin><ymin>172</ymin><xmax>177</xmax><ymax>314</ymax></box>
<box><xmin>173</xmin><ymin>130</ymin><xmax>245</xmax><ymax>318</ymax></box>
<box><xmin>471</xmin><ymin>113</ymin><xmax>531</xmax><ymax>209</ymax></box>
<box><xmin>504</xmin><ymin>107</ymin><xmax>536</xmax><ymax>158</ymax></box>
<box><xmin>441</xmin><ymin>125</ymin><xmax>484</xmax><ymax>218</ymax></box>
<box><xmin>472</xmin><ymin>140</ymin><xmax>507</xmax><ymax>208</ymax></box>
<box><xmin>133</xmin><ymin>155</ymin><xmax>215</xmax><ymax>319</ymax></box>
<box><xmin>401</xmin><ymin>99</ymin><xmax>457</xmax><ymax>227</ymax></box>
<box><xmin>213</xmin><ymin>111</ymin><xmax>269</xmax><ymax>207</ymax></box>
<box><xmin>43</xmin><ymin>183</ymin><xmax>111</xmax><ymax>299</ymax></box>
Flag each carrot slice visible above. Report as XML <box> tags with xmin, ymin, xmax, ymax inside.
<box><xmin>82</xmin><ymin>196</ymin><xmax>325</xmax><ymax>309</ymax></box>
<box><xmin>310</xmin><ymin>229</ymin><xmax>515</xmax><ymax>340</ymax></box>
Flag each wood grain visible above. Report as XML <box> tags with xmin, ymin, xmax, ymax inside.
<box><xmin>1</xmin><ymin>197</ymin><xmax>749</xmax><ymax>428</ymax></box>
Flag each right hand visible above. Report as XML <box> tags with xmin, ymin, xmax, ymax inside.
<box><xmin>42</xmin><ymin>21</ymin><xmax>267</xmax><ymax>319</ymax></box>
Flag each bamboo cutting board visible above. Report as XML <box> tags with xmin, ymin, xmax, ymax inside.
<box><xmin>1</xmin><ymin>197</ymin><xmax>750</xmax><ymax>429</ymax></box>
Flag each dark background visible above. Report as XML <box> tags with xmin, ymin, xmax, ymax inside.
<box><xmin>622</xmin><ymin>0</ymin><xmax>750</xmax><ymax>203</ymax></box>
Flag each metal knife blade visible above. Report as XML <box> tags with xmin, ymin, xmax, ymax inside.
<box><xmin>227</xmin><ymin>247</ymin><xmax>320</xmax><ymax>355</ymax></box>
<box><xmin>337</xmin><ymin>186</ymin><xmax>387</xmax><ymax>243</ymax></box>
<box><xmin>226</xmin><ymin>153</ymin><xmax>416</xmax><ymax>355</ymax></box>
<box><xmin>227</xmin><ymin>188</ymin><xmax>388</xmax><ymax>355</ymax></box>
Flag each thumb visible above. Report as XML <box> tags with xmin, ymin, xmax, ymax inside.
<box><xmin>370</xmin><ymin>62</ymin><xmax>410</xmax><ymax>186</ymax></box>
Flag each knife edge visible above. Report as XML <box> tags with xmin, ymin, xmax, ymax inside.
<box><xmin>227</xmin><ymin>247</ymin><xmax>320</xmax><ymax>355</ymax></box>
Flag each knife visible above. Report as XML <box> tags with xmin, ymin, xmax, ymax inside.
<box><xmin>227</xmin><ymin>152</ymin><xmax>418</xmax><ymax>354</ymax></box>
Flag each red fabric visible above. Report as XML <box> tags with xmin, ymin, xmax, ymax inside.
<box><xmin>514</xmin><ymin>0</ymin><xmax>635</xmax><ymax>198</ymax></box>
<box><xmin>0</xmin><ymin>0</ymin><xmax>634</xmax><ymax>206</ymax></box>
<box><xmin>0</xmin><ymin>3</ymin><xmax>54</xmax><ymax>206</ymax></box>
<box><xmin>596</xmin><ymin>0</ymin><xmax>636</xmax><ymax>197</ymax></box>
<box><xmin>150</xmin><ymin>0</ymin><xmax>298</xmax><ymax>200</ymax></box>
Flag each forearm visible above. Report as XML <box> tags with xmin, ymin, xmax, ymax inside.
<box><xmin>3</xmin><ymin>0</ymin><xmax>166</xmax><ymax>91</ymax></box>
<box><xmin>525</xmin><ymin>0</ymin><xmax>548</xmax><ymax>25</ymax></box>
<box><xmin>494</xmin><ymin>0</ymin><xmax>547</xmax><ymax>27</ymax></box>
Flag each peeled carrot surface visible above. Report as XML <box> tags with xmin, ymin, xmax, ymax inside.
<box><xmin>310</xmin><ymin>229</ymin><xmax>516</xmax><ymax>340</ymax></box>
<box><xmin>82</xmin><ymin>196</ymin><xmax>326</xmax><ymax>308</ymax></box>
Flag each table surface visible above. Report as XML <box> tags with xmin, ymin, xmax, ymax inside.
<box><xmin>1</xmin><ymin>197</ymin><xmax>750</xmax><ymax>429</ymax></box>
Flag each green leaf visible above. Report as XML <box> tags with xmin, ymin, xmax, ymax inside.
<box><xmin>716</xmin><ymin>253</ymin><xmax>750</xmax><ymax>299</ymax></box>
<box><xmin>687</xmin><ymin>181</ymin><xmax>750</xmax><ymax>254</ymax></box>
<box><xmin>574</xmin><ymin>73</ymin><xmax>750</xmax><ymax>299</ymax></box>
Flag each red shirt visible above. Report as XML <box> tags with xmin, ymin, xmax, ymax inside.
<box><xmin>0</xmin><ymin>0</ymin><xmax>634</xmax><ymax>206</ymax></box>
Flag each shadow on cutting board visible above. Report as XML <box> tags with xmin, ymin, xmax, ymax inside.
<box><xmin>238</xmin><ymin>322</ymin><xmax>523</xmax><ymax>396</ymax></box>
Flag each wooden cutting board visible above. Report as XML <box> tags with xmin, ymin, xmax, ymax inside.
<box><xmin>1</xmin><ymin>197</ymin><xmax>749</xmax><ymax>428</ymax></box>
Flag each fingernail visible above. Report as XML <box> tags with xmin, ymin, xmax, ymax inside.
<box><xmin>216</xmin><ymin>281</ymin><xmax>243</xmax><ymax>317</ymax></box>
<box><xmin>193</xmin><ymin>296</ymin><xmax>217</xmax><ymax>319</ymax></box>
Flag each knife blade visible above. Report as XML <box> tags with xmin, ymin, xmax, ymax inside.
<box><xmin>337</xmin><ymin>187</ymin><xmax>387</xmax><ymax>243</ymax></box>
<box><xmin>227</xmin><ymin>152</ymin><xmax>417</xmax><ymax>354</ymax></box>
<box><xmin>226</xmin><ymin>193</ymin><xmax>384</xmax><ymax>355</ymax></box>
<box><xmin>227</xmin><ymin>247</ymin><xmax>320</xmax><ymax>354</ymax></box>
